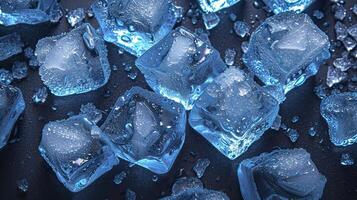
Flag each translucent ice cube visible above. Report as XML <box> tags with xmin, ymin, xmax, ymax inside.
<box><xmin>243</xmin><ymin>12</ymin><xmax>330</xmax><ymax>93</ymax></box>
<box><xmin>189</xmin><ymin>68</ymin><xmax>280</xmax><ymax>160</ymax></box>
<box><xmin>238</xmin><ymin>148</ymin><xmax>327</xmax><ymax>200</ymax></box>
<box><xmin>0</xmin><ymin>84</ymin><xmax>25</xmax><ymax>149</ymax></box>
<box><xmin>136</xmin><ymin>27</ymin><xmax>227</xmax><ymax>110</ymax></box>
<box><xmin>38</xmin><ymin>115</ymin><xmax>118</xmax><ymax>192</ymax></box>
<box><xmin>100</xmin><ymin>87</ymin><xmax>186</xmax><ymax>174</ymax></box>
<box><xmin>320</xmin><ymin>92</ymin><xmax>357</xmax><ymax>146</ymax></box>
<box><xmin>0</xmin><ymin>33</ymin><xmax>24</xmax><ymax>61</ymax></box>
<box><xmin>92</xmin><ymin>0</ymin><xmax>181</xmax><ymax>56</ymax></box>
<box><xmin>262</xmin><ymin>0</ymin><xmax>315</xmax><ymax>14</ymax></box>
<box><xmin>35</xmin><ymin>23</ymin><xmax>111</xmax><ymax>96</ymax></box>
<box><xmin>197</xmin><ymin>0</ymin><xmax>241</xmax><ymax>13</ymax></box>
<box><xmin>0</xmin><ymin>0</ymin><xmax>63</xmax><ymax>26</ymax></box>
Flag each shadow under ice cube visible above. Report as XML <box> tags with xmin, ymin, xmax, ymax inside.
<box><xmin>38</xmin><ymin>115</ymin><xmax>118</xmax><ymax>192</ymax></box>
<box><xmin>100</xmin><ymin>87</ymin><xmax>186</xmax><ymax>174</ymax></box>
<box><xmin>0</xmin><ymin>0</ymin><xmax>63</xmax><ymax>26</ymax></box>
<box><xmin>320</xmin><ymin>92</ymin><xmax>357</xmax><ymax>146</ymax></box>
<box><xmin>243</xmin><ymin>12</ymin><xmax>330</xmax><ymax>93</ymax></box>
<box><xmin>0</xmin><ymin>84</ymin><xmax>25</xmax><ymax>149</ymax></box>
<box><xmin>238</xmin><ymin>148</ymin><xmax>326</xmax><ymax>200</ymax></box>
<box><xmin>189</xmin><ymin>68</ymin><xmax>280</xmax><ymax>160</ymax></box>
<box><xmin>92</xmin><ymin>0</ymin><xmax>181</xmax><ymax>56</ymax></box>
<box><xmin>262</xmin><ymin>0</ymin><xmax>315</xmax><ymax>14</ymax></box>
<box><xmin>35</xmin><ymin>23</ymin><xmax>111</xmax><ymax>96</ymax></box>
<box><xmin>197</xmin><ymin>0</ymin><xmax>241</xmax><ymax>13</ymax></box>
<box><xmin>136</xmin><ymin>27</ymin><xmax>227</xmax><ymax>110</ymax></box>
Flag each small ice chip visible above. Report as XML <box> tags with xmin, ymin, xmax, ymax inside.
<box><xmin>0</xmin><ymin>69</ymin><xmax>14</xmax><ymax>85</ymax></box>
<box><xmin>32</xmin><ymin>86</ymin><xmax>48</xmax><ymax>104</ymax></box>
<box><xmin>340</xmin><ymin>153</ymin><xmax>354</xmax><ymax>166</ymax></box>
<box><xmin>67</xmin><ymin>8</ymin><xmax>86</xmax><ymax>27</ymax></box>
<box><xmin>193</xmin><ymin>158</ymin><xmax>210</xmax><ymax>178</ymax></box>
<box><xmin>202</xmin><ymin>12</ymin><xmax>220</xmax><ymax>30</ymax></box>
<box><xmin>12</xmin><ymin>61</ymin><xmax>28</xmax><ymax>80</ymax></box>
<box><xmin>233</xmin><ymin>21</ymin><xmax>250</xmax><ymax>38</ymax></box>
<box><xmin>113</xmin><ymin>171</ymin><xmax>127</xmax><ymax>185</ymax></box>
<box><xmin>0</xmin><ymin>33</ymin><xmax>24</xmax><ymax>61</ymax></box>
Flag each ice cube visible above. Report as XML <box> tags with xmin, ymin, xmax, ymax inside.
<box><xmin>0</xmin><ymin>33</ymin><xmax>24</xmax><ymax>61</ymax></box>
<box><xmin>162</xmin><ymin>176</ymin><xmax>229</xmax><ymax>200</ymax></box>
<box><xmin>136</xmin><ymin>27</ymin><xmax>227</xmax><ymax>110</ymax></box>
<box><xmin>262</xmin><ymin>0</ymin><xmax>315</xmax><ymax>14</ymax></box>
<box><xmin>35</xmin><ymin>23</ymin><xmax>111</xmax><ymax>96</ymax></box>
<box><xmin>243</xmin><ymin>12</ymin><xmax>330</xmax><ymax>93</ymax></box>
<box><xmin>38</xmin><ymin>115</ymin><xmax>118</xmax><ymax>192</ymax></box>
<box><xmin>238</xmin><ymin>148</ymin><xmax>327</xmax><ymax>200</ymax></box>
<box><xmin>189</xmin><ymin>68</ymin><xmax>281</xmax><ymax>160</ymax></box>
<box><xmin>197</xmin><ymin>0</ymin><xmax>240</xmax><ymax>13</ymax></box>
<box><xmin>66</xmin><ymin>8</ymin><xmax>86</xmax><ymax>27</ymax></box>
<box><xmin>233</xmin><ymin>20</ymin><xmax>250</xmax><ymax>38</ymax></box>
<box><xmin>100</xmin><ymin>87</ymin><xmax>186</xmax><ymax>174</ymax></box>
<box><xmin>0</xmin><ymin>84</ymin><xmax>25</xmax><ymax>149</ymax></box>
<box><xmin>0</xmin><ymin>0</ymin><xmax>63</xmax><ymax>26</ymax></box>
<box><xmin>320</xmin><ymin>92</ymin><xmax>357</xmax><ymax>146</ymax></box>
<box><xmin>92</xmin><ymin>0</ymin><xmax>181</xmax><ymax>56</ymax></box>
<box><xmin>202</xmin><ymin>12</ymin><xmax>220</xmax><ymax>30</ymax></box>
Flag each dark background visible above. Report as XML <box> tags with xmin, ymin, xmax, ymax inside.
<box><xmin>0</xmin><ymin>0</ymin><xmax>356</xmax><ymax>199</ymax></box>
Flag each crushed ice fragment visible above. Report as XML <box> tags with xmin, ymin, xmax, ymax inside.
<box><xmin>189</xmin><ymin>68</ymin><xmax>280</xmax><ymax>160</ymax></box>
<box><xmin>16</xmin><ymin>179</ymin><xmax>28</xmax><ymax>193</ymax></box>
<box><xmin>202</xmin><ymin>12</ymin><xmax>220</xmax><ymax>30</ymax></box>
<box><xmin>67</xmin><ymin>8</ymin><xmax>86</xmax><ymax>27</ymax></box>
<box><xmin>0</xmin><ymin>33</ymin><xmax>24</xmax><ymax>61</ymax></box>
<box><xmin>35</xmin><ymin>23</ymin><xmax>111</xmax><ymax>96</ymax></box>
<box><xmin>286</xmin><ymin>128</ymin><xmax>299</xmax><ymax>142</ymax></box>
<box><xmin>313</xmin><ymin>10</ymin><xmax>324</xmax><ymax>19</ymax></box>
<box><xmin>172</xmin><ymin>177</ymin><xmax>204</xmax><ymax>195</ymax></box>
<box><xmin>32</xmin><ymin>86</ymin><xmax>48</xmax><ymax>104</ymax></box>
<box><xmin>326</xmin><ymin>66</ymin><xmax>347</xmax><ymax>87</ymax></box>
<box><xmin>340</xmin><ymin>153</ymin><xmax>354</xmax><ymax>166</ymax></box>
<box><xmin>333</xmin><ymin>55</ymin><xmax>353</xmax><ymax>71</ymax></box>
<box><xmin>308</xmin><ymin>127</ymin><xmax>317</xmax><ymax>137</ymax></box>
<box><xmin>244</xmin><ymin>12</ymin><xmax>330</xmax><ymax>93</ymax></box>
<box><xmin>347</xmin><ymin>24</ymin><xmax>357</xmax><ymax>41</ymax></box>
<box><xmin>193</xmin><ymin>158</ymin><xmax>210</xmax><ymax>178</ymax></box>
<box><xmin>314</xmin><ymin>84</ymin><xmax>329</xmax><ymax>99</ymax></box>
<box><xmin>0</xmin><ymin>84</ymin><xmax>25</xmax><ymax>149</ymax></box>
<box><xmin>334</xmin><ymin>4</ymin><xmax>347</xmax><ymax>21</ymax></box>
<box><xmin>0</xmin><ymin>69</ymin><xmax>14</xmax><ymax>85</ymax></box>
<box><xmin>12</xmin><ymin>61</ymin><xmax>28</xmax><ymax>80</ymax></box>
<box><xmin>320</xmin><ymin>92</ymin><xmax>357</xmax><ymax>146</ymax></box>
<box><xmin>238</xmin><ymin>148</ymin><xmax>326</xmax><ymax>200</ymax></box>
<box><xmin>262</xmin><ymin>0</ymin><xmax>315</xmax><ymax>14</ymax></box>
<box><xmin>92</xmin><ymin>0</ymin><xmax>181</xmax><ymax>57</ymax></box>
<box><xmin>126</xmin><ymin>189</ymin><xmax>137</xmax><ymax>200</ymax></box>
<box><xmin>152</xmin><ymin>175</ymin><xmax>159</xmax><ymax>182</ymax></box>
<box><xmin>113</xmin><ymin>171</ymin><xmax>127</xmax><ymax>185</ymax></box>
<box><xmin>291</xmin><ymin>115</ymin><xmax>300</xmax><ymax>123</ymax></box>
<box><xmin>197</xmin><ymin>0</ymin><xmax>240</xmax><ymax>13</ymax></box>
<box><xmin>233</xmin><ymin>21</ymin><xmax>250</xmax><ymax>38</ymax></box>
<box><xmin>224</xmin><ymin>48</ymin><xmax>236</xmax><ymax>66</ymax></box>
<box><xmin>0</xmin><ymin>0</ymin><xmax>63</xmax><ymax>26</ymax></box>
<box><xmin>38</xmin><ymin>115</ymin><xmax>118</xmax><ymax>192</ymax></box>
<box><xmin>80</xmin><ymin>103</ymin><xmax>102</xmax><ymax>124</ymax></box>
<box><xmin>135</xmin><ymin>27</ymin><xmax>227</xmax><ymax>110</ymax></box>
<box><xmin>335</xmin><ymin>21</ymin><xmax>348</xmax><ymax>41</ymax></box>
<box><xmin>271</xmin><ymin>114</ymin><xmax>281</xmax><ymax>131</ymax></box>
<box><xmin>100</xmin><ymin>87</ymin><xmax>186</xmax><ymax>174</ymax></box>
<box><xmin>342</xmin><ymin>36</ymin><xmax>356</xmax><ymax>51</ymax></box>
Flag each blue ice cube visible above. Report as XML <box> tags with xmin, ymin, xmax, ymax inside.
<box><xmin>320</xmin><ymin>92</ymin><xmax>357</xmax><ymax>146</ymax></box>
<box><xmin>0</xmin><ymin>33</ymin><xmax>24</xmax><ymax>61</ymax></box>
<box><xmin>0</xmin><ymin>84</ymin><xmax>25</xmax><ymax>149</ymax></box>
<box><xmin>198</xmin><ymin>0</ymin><xmax>240</xmax><ymax>13</ymax></box>
<box><xmin>136</xmin><ymin>27</ymin><xmax>227</xmax><ymax>110</ymax></box>
<box><xmin>262</xmin><ymin>0</ymin><xmax>315</xmax><ymax>14</ymax></box>
<box><xmin>92</xmin><ymin>0</ymin><xmax>181</xmax><ymax>57</ymax></box>
<box><xmin>0</xmin><ymin>0</ymin><xmax>63</xmax><ymax>26</ymax></box>
<box><xmin>35</xmin><ymin>23</ymin><xmax>111</xmax><ymax>96</ymax></box>
<box><xmin>243</xmin><ymin>12</ymin><xmax>330</xmax><ymax>93</ymax></box>
<box><xmin>100</xmin><ymin>87</ymin><xmax>186</xmax><ymax>174</ymax></box>
<box><xmin>238</xmin><ymin>148</ymin><xmax>326</xmax><ymax>200</ymax></box>
<box><xmin>38</xmin><ymin>115</ymin><xmax>118</xmax><ymax>192</ymax></box>
<box><xmin>189</xmin><ymin>68</ymin><xmax>280</xmax><ymax>160</ymax></box>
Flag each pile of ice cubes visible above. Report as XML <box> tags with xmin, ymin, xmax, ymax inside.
<box><xmin>1</xmin><ymin>0</ymin><xmax>356</xmax><ymax>199</ymax></box>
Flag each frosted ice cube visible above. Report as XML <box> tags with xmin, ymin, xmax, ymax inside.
<box><xmin>238</xmin><ymin>148</ymin><xmax>326</xmax><ymax>200</ymax></box>
<box><xmin>35</xmin><ymin>23</ymin><xmax>111</xmax><ymax>96</ymax></box>
<box><xmin>38</xmin><ymin>115</ymin><xmax>118</xmax><ymax>192</ymax></box>
<box><xmin>189</xmin><ymin>68</ymin><xmax>280</xmax><ymax>160</ymax></box>
<box><xmin>243</xmin><ymin>12</ymin><xmax>330</xmax><ymax>93</ymax></box>
<box><xmin>0</xmin><ymin>0</ymin><xmax>63</xmax><ymax>26</ymax></box>
<box><xmin>262</xmin><ymin>0</ymin><xmax>315</xmax><ymax>14</ymax></box>
<box><xmin>92</xmin><ymin>0</ymin><xmax>181</xmax><ymax>56</ymax></box>
<box><xmin>0</xmin><ymin>84</ymin><xmax>25</xmax><ymax>149</ymax></box>
<box><xmin>136</xmin><ymin>27</ymin><xmax>227</xmax><ymax>110</ymax></box>
<box><xmin>0</xmin><ymin>33</ymin><xmax>24</xmax><ymax>61</ymax></box>
<box><xmin>100</xmin><ymin>87</ymin><xmax>186</xmax><ymax>174</ymax></box>
<box><xmin>198</xmin><ymin>0</ymin><xmax>241</xmax><ymax>13</ymax></box>
<box><xmin>320</xmin><ymin>92</ymin><xmax>357</xmax><ymax>146</ymax></box>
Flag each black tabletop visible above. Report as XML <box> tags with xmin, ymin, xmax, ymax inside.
<box><xmin>0</xmin><ymin>0</ymin><xmax>356</xmax><ymax>199</ymax></box>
